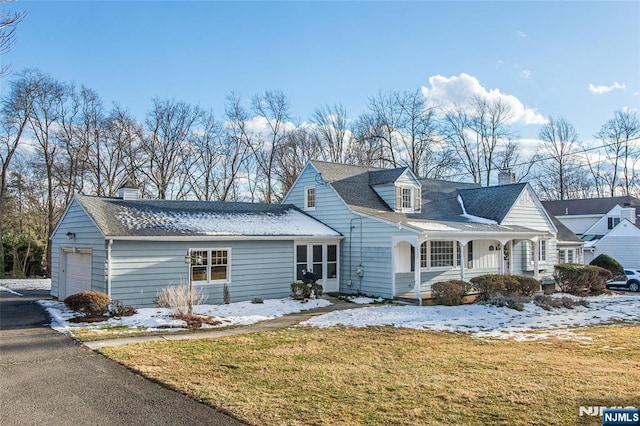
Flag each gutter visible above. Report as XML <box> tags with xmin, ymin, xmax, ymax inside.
<box><xmin>107</xmin><ymin>239</ymin><xmax>113</xmax><ymax>298</ymax></box>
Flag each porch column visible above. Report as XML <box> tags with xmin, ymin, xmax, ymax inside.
<box><xmin>508</xmin><ymin>241</ymin><xmax>513</xmax><ymax>275</ymax></box>
<box><xmin>533</xmin><ymin>239</ymin><xmax>540</xmax><ymax>279</ymax></box>
<box><xmin>414</xmin><ymin>240</ymin><xmax>422</xmax><ymax>306</ymax></box>
<box><xmin>459</xmin><ymin>242</ymin><xmax>465</xmax><ymax>281</ymax></box>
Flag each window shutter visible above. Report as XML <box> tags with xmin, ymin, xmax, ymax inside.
<box><xmin>395</xmin><ymin>186</ymin><xmax>402</xmax><ymax>211</ymax></box>
<box><xmin>414</xmin><ymin>187</ymin><xmax>421</xmax><ymax>211</ymax></box>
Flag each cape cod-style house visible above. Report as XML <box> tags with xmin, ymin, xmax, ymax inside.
<box><xmin>283</xmin><ymin>161</ymin><xmax>559</xmax><ymax>302</ymax></box>
<box><xmin>51</xmin><ymin>160</ymin><xmax>562</xmax><ymax>306</ymax></box>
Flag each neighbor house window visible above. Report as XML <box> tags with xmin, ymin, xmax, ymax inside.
<box><xmin>607</xmin><ymin>217</ymin><xmax>620</xmax><ymax>229</ymax></box>
<box><xmin>190</xmin><ymin>248</ymin><xmax>230</xmax><ymax>283</ymax></box>
<box><xmin>467</xmin><ymin>241</ymin><xmax>474</xmax><ymax>269</ymax></box>
<box><xmin>304</xmin><ymin>186</ymin><xmax>316</xmax><ymax>210</ymax></box>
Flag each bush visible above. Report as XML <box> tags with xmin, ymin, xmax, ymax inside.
<box><xmin>590</xmin><ymin>254</ymin><xmax>625</xmax><ymax>281</ymax></box>
<box><xmin>554</xmin><ymin>264</ymin><xmax>611</xmax><ymax>296</ymax></box>
<box><xmin>251</xmin><ymin>297</ymin><xmax>264</xmax><ymax>304</ymax></box>
<box><xmin>291</xmin><ymin>282</ymin><xmax>323</xmax><ymax>301</ymax></box>
<box><xmin>510</xmin><ymin>276</ymin><xmax>541</xmax><ymax>297</ymax></box>
<box><xmin>470</xmin><ymin>275</ymin><xmax>519</xmax><ymax>300</ymax></box>
<box><xmin>64</xmin><ymin>291</ymin><xmax>110</xmax><ymax>317</ymax></box>
<box><xmin>155</xmin><ymin>283</ymin><xmax>208</xmax><ymax>316</ymax></box>
<box><xmin>223</xmin><ymin>283</ymin><xmax>231</xmax><ymax>304</ymax></box>
<box><xmin>484</xmin><ymin>295</ymin><xmax>525</xmax><ymax>311</ymax></box>
<box><xmin>533</xmin><ymin>294</ymin><xmax>589</xmax><ymax>311</ymax></box>
<box><xmin>431</xmin><ymin>280</ymin><xmax>468</xmax><ymax>306</ymax></box>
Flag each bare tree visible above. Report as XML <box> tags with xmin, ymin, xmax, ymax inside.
<box><xmin>595</xmin><ymin>110</ymin><xmax>640</xmax><ymax>196</ymax></box>
<box><xmin>0</xmin><ymin>69</ymin><xmax>37</xmax><ymax>276</ymax></box>
<box><xmin>141</xmin><ymin>98</ymin><xmax>201</xmax><ymax>199</ymax></box>
<box><xmin>443</xmin><ymin>104</ymin><xmax>481</xmax><ymax>183</ymax></box>
<box><xmin>249</xmin><ymin>90</ymin><xmax>291</xmax><ymax>203</ymax></box>
<box><xmin>310</xmin><ymin>103</ymin><xmax>352</xmax><ymax>163</ymax></box>
<box><xmin>536</xmin><ymin>116</ymin><xmax>582</xmax><ymax>200</ymax></box>
<box><xmin>0</xmin><ymin>3</ymin><xmax>26</xmax><ymax>77</ymax></box>
<box><xmin>277</xmin><ymin>125</ymin><xmax>324</xmax><ymax>196</ymax></box>
<box><xmin>102</xmin><ymin>105</ymin><xmax>144</xmax><ymax>196</ymax></box>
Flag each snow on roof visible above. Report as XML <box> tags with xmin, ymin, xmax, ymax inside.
<box><xmin>457</xmin><ymin>194</ymin><xmax>498</xmax><ymax>225</ymax></box>
<box><xmin>75</xmin><ymin>195</ymin><xmax>340</xmax><ymax>238</ymax></box>
<box><xmin>115</xmin><ymin>209</ymin><xmax>339</xmax><ymax>237</ymax></box>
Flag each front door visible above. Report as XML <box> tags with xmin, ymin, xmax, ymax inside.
<box><xmin>295</xmin><ymin>243</ymin><xmax>339</xmax><ymax>293</ymax></box>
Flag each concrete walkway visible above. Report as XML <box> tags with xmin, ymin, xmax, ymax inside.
<box><xmin>86</xmin><ymin>296</ymin><xmax>362</xmax><ymax>350</ymax></box>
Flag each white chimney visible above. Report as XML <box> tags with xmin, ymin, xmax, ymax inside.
<box><xmin>117</xmin><ymin>179</ymin><xmax>140</xmax><ymax>200</ymax></box>
<box><xmin>498</xmin><ymin>170</ymin><xmax>516</xmax><ymax>186</ymax></box>
<box><xmin>620</xmin><ymin>207</ymin><xmax>636</xmax><ymax>224</ymax></box>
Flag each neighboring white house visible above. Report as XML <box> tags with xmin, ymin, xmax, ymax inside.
<box><xmin>51</xmin><ymin>161</ymin><xmax>564</xmax><ymax>306</ymax></box>
<box><xmin>542</xmin><ymin>196</ymin><xmax>640</xmax><ymax>269</ymax></box>
<box><xmin>284</xmin><ymin>161</ymin><xmax>560</xmax><ymax>303</ymax></box>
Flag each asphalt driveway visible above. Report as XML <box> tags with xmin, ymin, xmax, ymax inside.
<box><xmin>0</xmin><ymin>289</ymin><xmax>245</xmax><ymax>426</ymax></box>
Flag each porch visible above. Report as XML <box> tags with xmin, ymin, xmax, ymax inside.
<box><xmin>391</xmin><ymin>231</ymin><xmax>552</xmax><ymax>305</ymax></box>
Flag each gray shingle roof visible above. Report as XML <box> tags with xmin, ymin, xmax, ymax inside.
<box><xmin>75</xmin><ymin>195</ymin><xmax>340</xmax><ymax>238</ymax></box>
<box><xmin>547</xmin><ymin>213</ymin><xmax>583</xmax><ymax>243</ymax></box>
<box><xmin>458</xmin><ymin>183</ymin><xmax>528</xmax><ymax>223</ymax></box>
<box><xmin>311</xmin><ymin>161</ymin><xmax>544</xmax><ymax>235</ymax></box>
<box><xmin>369</xmin><ymin>168</ymin><xmax>407</xmax><ymax>185</ymax></box>
<box><xmin>542</xmin><ymin>196</ymin><xmax>640</xmax><ymax>216</ymax></box>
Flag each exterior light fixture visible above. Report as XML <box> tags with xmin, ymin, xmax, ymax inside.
<box><xmin>66</xmin><ymin>232</ymin><xmax>76</xmax><ymax>240</ymax></box>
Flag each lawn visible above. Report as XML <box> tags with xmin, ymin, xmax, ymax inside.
<box><xmin>101</xmin><ymin>324</ymin><xmax>640</xmax><ymax>425</ymax></box>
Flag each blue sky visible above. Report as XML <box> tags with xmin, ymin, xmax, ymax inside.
<box><xmin>2</xmin><ymin>1</ymin><xmax>639</xmax><ymax>141</ymax></box>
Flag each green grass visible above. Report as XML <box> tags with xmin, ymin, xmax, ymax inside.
<box><xmin>101</xmin><ymin>325</ymin><xmax>640</xmax><ymax>425</ymax></box>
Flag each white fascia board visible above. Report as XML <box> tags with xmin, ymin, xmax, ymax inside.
<box><xmin>108</xmin><ymin>235</ymin><xmax>344</xmax><ymax>242</ymax></box>
<box><xmin>282</xmin><ymin>161</ymin><xmax>318</xmax><ymax>203</ymax></box>
<box><xmin>50</xmin><ymin>196</ymin><xmax>107</xmax><ymax>241</ymax></box>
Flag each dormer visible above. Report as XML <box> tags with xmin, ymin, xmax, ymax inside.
<box><xmin>369</xmin><ymin>167</ymin><xmax>422</xmax><ymax>213</ymax></box>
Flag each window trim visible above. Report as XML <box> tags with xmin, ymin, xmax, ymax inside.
<box><xmin>304</xmin><ymin>186</ymin><xmax>316</xmax><ymax>210</ymax></box>
<box><xmin>420</xmin><ymin>240</ymin><xmax>463</xmax><ymax>270</ymax></box>
<box><xmin>189</xmin><ymin>248</ymin><xmax>231</xmax><ymax>284</ymax></box>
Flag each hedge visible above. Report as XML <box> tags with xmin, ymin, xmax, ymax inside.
<box><xmin>431</xmin><ymin>280</ymin><xmax>469</xmax><ymax>306</ymax></box>
<box><xmin>553</xmin><ymin>264</ymin><xmax>610</xmax><ymax>296</ymax></box>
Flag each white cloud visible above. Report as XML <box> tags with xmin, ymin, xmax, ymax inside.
<box><xmin>521</xmin><ymin>69</ymin><xmax>531</xmax><ymax>79</ymax></box>
<box><xmin>588</xmin><ymin>82</ymin><xmax>626</xmax><ymax>95</ymax></box>
<box><xmin>421</xmin><ymin>73</ymin><xmax>546</xmax><ymax>125</ymax></box>
<box><xmin>517</xmin><ymin>31</ymin><xmax>527</xmax><ymax>38</ymax></box>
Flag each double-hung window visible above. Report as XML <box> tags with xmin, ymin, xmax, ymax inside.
<box><xmin>190</xmin><ymin>248</ymin><xmax>230</xmax><ymax>283</ymax></box>
<box><xmin>304</xmin><ymin>186</ymin><xmax>316</xmax><ymax>210</ymax></box>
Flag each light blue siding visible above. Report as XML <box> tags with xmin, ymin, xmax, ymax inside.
<box><xmin>284</xmin><ymin>163</ymin><xmax>417</xmax><ymax>298</ymax></box>
<box><xmin>50</xmin><ymin>199</ymin><xmax>106</xmax><ymax>298</ymax></box>
<box><xmin>372</xmin><ymin>185</ymin><xmax>395</xmax><ymax>210</ymax></box>
<box><xmin>110</xmin><ymin>240</ymin><xmax>295</xmax><ymax>307</ymax></box>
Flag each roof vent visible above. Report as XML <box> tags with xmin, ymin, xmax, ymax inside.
<box><xmin>117</xmin><ymin>178</ymin><xmax>140</xmax><ymax>200</ymax></box>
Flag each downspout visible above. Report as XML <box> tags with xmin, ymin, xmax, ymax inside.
<box><xmin>107</xmin><ymin>239</ymin><xmax>113</xmax><ymax>298</ymax></box>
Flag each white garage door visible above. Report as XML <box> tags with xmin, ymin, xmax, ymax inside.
<box><xmin>63</xmin><ymin>251</ymin><xmax>92</xmax><ymax>299</ymax></box>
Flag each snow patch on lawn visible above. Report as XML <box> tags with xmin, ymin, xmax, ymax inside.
<box><xmin>343</xmin><ymin>295</ymin><xmax>385</xmax><ymax>305</ymax></box>
<box><xmin>38</xmin><ymin>297</ymin><xmax>332</xmax><ymax>334</ymax></box>
<box><xmin>302</xmin><ymin>294</ymin><xmax>640</xmax><ymax>341</ymax></box>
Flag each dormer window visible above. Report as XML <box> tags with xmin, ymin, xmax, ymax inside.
<box><xmin>305</xmin><ymin>186</ymin><xmax>316</xmax><ymax>210</ymax></box>
<box><xmin>395</xmin><ymin>186</ymin><xmax>421</xmax><ymax>212</ymax></box>
<box><xmin>401</xmin><ymin>187</ymin><xmax>412</xmax><ymax>209</ymax></box>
